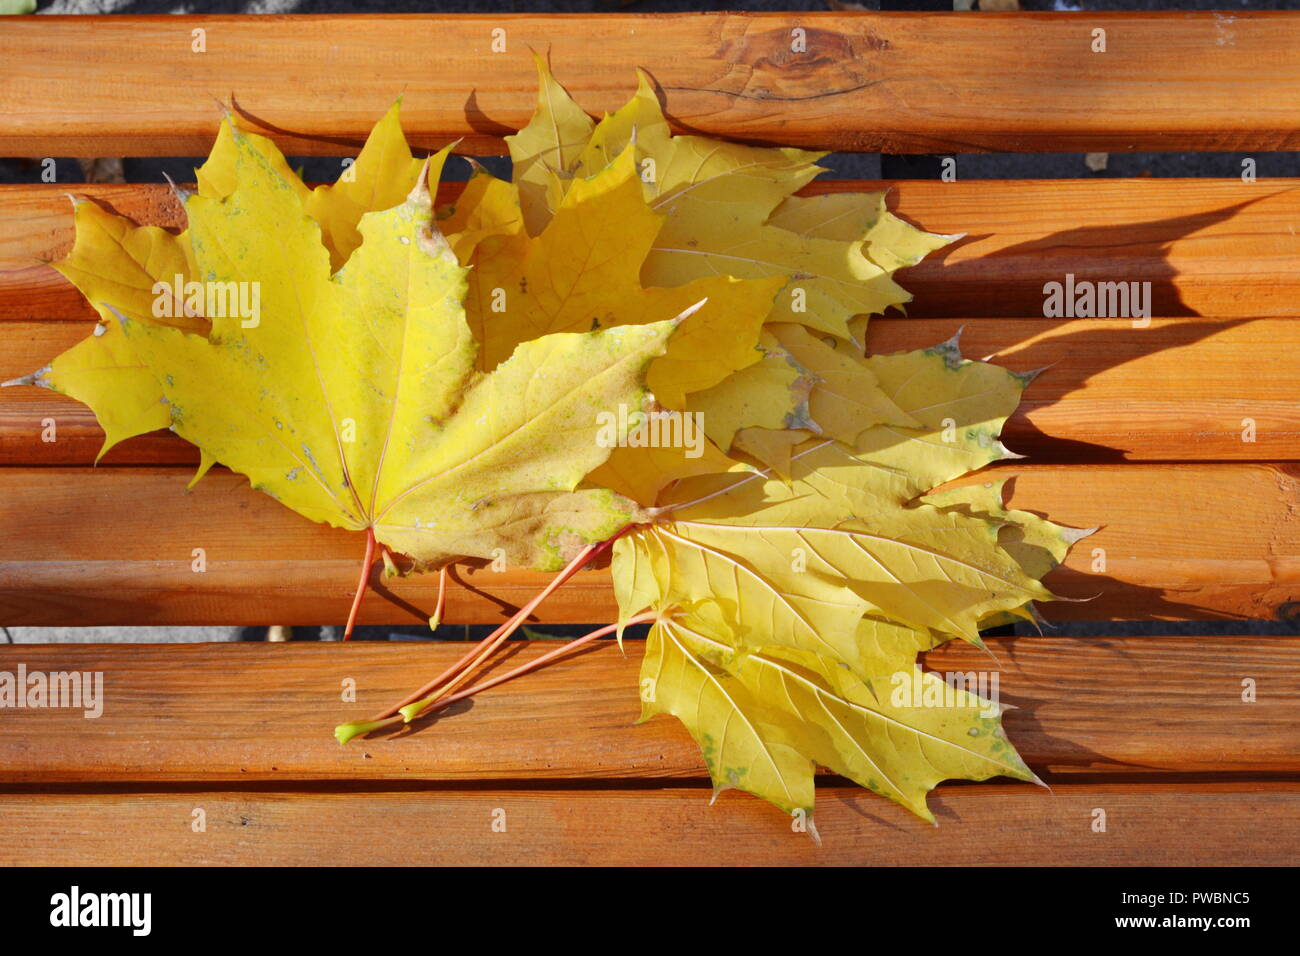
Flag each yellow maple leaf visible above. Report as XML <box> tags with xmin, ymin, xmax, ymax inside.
<box><xmin>7</xmin><ymin>104</ymin><xmax>429</xmax><ymax>465</ymax></box>
<box><xmin>110</xmin><ymin>126</ymin><xmax>685</xmax><ymax>571</ymax></box>
<box><xmin>505</xmin><ymin>56</ymin><xmax>597</xmax><ymax>237</ymax></box>
<box><xmin>614</xmin><ymin>338</ymin><xmax>1080</xmax><ymax>821</ymax></box>
<box><xmin>506</xmin><ymin>64</ymin><xmax>953</xmax><ymax>341</ymax></box>
<box><xmin>443</xmin><ymin>64</ymin><xmax>956</xmax><ymax>505</ymax></box>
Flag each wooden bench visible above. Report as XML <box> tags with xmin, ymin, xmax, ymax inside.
<box><xmin>0</xmin><ymin>11</ymin><xmax>1297</xmax><ymax>865</ymax></box>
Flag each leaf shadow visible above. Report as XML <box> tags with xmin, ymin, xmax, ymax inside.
<box><xmin>869</xmin><ymin>196</ymin><xmax>1286</xmax><ymax>622</ymax></box>
<box><xmin>462</xmin><ymin>89</ymin><xmax>515</xmax><ymax>141</ymax></box>
<box><xmin>895</xmin><ymin>191</ymin><xmax>1283</xmax><ymax>319</ymax></box>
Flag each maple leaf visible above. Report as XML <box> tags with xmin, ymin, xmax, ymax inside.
<box><xmin>506</xmin><ymin>63</ymin><xmax>955</xmax><ymax>341</ymax></box>
<box><xmin>12</xmin><ymin>110</ymin><xmax>688</xmax><ymax>575</ymax></box>
<box><xmin>487</xmin><ymin>62</ymin><xmax>956</xmax><ymax>507</ymax></box>
<box><xmin>7</xmin><ymin>103</ymin><xmax>424</xmax><ymax>465</ymax></box>
<box><xmin>643</xmin><ymin>606</ymin><xmax>1037</xmax><ymax>823</ymax></box>
<box><xmin>108</xmin><ymin>123</ymin><xmax>683</xmax><ymax>572</ymax></box>
<box><xmin>613</xmin><ymin>338</ymin><xmax>1082</xmax><ymax>821</ymax></box>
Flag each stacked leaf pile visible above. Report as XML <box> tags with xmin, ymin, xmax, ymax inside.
<box><xmin>9</xmin><ymin>63</ymin><xmax>1084</xmax><ymax>827</ymax></box>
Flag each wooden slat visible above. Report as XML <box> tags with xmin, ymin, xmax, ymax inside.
<box><xmin>5</xmin><ymin>179</ymin><xmax>1300</xmax><ymax>322</ymax></box>
<box><xmin>4</xmin><ymin>178</ymin><xmax>1299</xmax><ymax>463</ymax></box>
<box><xmin>0</xmin><ymin>783</ymin><xmax>1293</xmax><ymax>865</ymax></box>
<box><xmin>0</xmin><ymin>638</ymin><xmax>1293</xmax><ymax>782</ymax></box>
<box><xmin>0</xmin><ymin>464</ymin><xmax>1296</xmax><ymax>625</ymax></box>
<box><xmin>5</xmin><ymin>317</ymin><xmax>1298</xmax><ymax>464</ymax></box>
<box><xmin>3</xmin><ymin>13</ymin><xmax>1300</xmax><ymax>156</ymax></box>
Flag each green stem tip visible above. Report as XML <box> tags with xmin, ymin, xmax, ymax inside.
<box><xmin>334</xmin><ymin>715</ymin><xmax>401</xmax><ymax>745</ymax></box>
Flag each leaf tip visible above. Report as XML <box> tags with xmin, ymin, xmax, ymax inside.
<box><xmin>1012</xmin><ymin>363</ymin><xmax>1054</xmax><ymax>388</ymax></box>
<box><xmin>1060</xmin><ymin>524</ymin><xmax>1100</xmax><ymax>546</ymax></box>
<box><xmin>162</xmin><ymin>170</ymin><xmax>194</xmax><ymax>208</ymax></box>
<box><xmin>98</xmin><ymin>301</ymin><xmax>131</xmax><ymax>332</ymax></box>
<box><xmin>670</xmin><ymin>297</ymin><xmax>709</xmax><ymax>327</ymax></box>
<box><xmin>1</xmin><ymin>365</ymin><xmax>51</xmax><ymax>389</ymax></box>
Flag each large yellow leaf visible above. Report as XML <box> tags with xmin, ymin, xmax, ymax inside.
<box><xmin>638</xmin><ymin>600</ymin><xmax>1035</xmax><ymax>824</ymax></box>
<box><xmin>112</xmin><ymin>125</ymin><xmax>681</xmax><ymax>571</ymax></box>
<box><xmin>617</xmin><ymin>459</ymin><xmax>1051</xmax><ymax>819</ymax></box>
<box><xmin>4</xmin><ymin>201</ymin><xmax>205</xmax><ymax>459</ymax></box>
<box><xmin>9</xmin><ymin>105</ymin><xmax>432</xmax><ymax>463</ymax></box>
<box><xmin>614</xmin><ymin>338</ymin><xmax>1070</xmax><ymax>821</ymax></box>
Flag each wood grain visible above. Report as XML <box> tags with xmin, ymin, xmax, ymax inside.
<box><xmin>3</xmin><ymin>13</ymin><xmax>1300</xmax><ymax>156</ymax></box>
<box><xmin>0</xmin><ymin>637</ymin><xmax>1293</xmax><ymax>782</ymax></box>
<box><xmin>0</xmin><ymin>464</ymin><xmax>1296</xmax><ymax>625</ymax></box>
<box><xmin>4</xmin><ymin>179</ymin><xmax>1299</xmax><ymax>323</ymax></box>
<box><xmin>5</xmin><ymin>317</ymin><xmax>1298</xmax><ymax>464</ymax></box>
<box><xmin>0</xmin><ymin>783</ymin><xmax>1293</xmax><ymax>866</ymax></box>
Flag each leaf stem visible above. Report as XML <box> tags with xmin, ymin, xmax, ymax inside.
<box><xmin>429</xmin><ymin>565</ymin><xmax>448</xmax><ymax>630</ymax></box>
<box><xmin>401</xmin><ymin>611</ymin><xmax>658</xmax><ymax>722</ymax></box>
<box><xmin>363</xmin><ymin>525</ymin><xmax>634</xmax><ymax>724</ymax></box>
<box><xmin>343</xmin><ymin>525</ymin><xmax>377</xmax><ymax>642</ymax></box>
